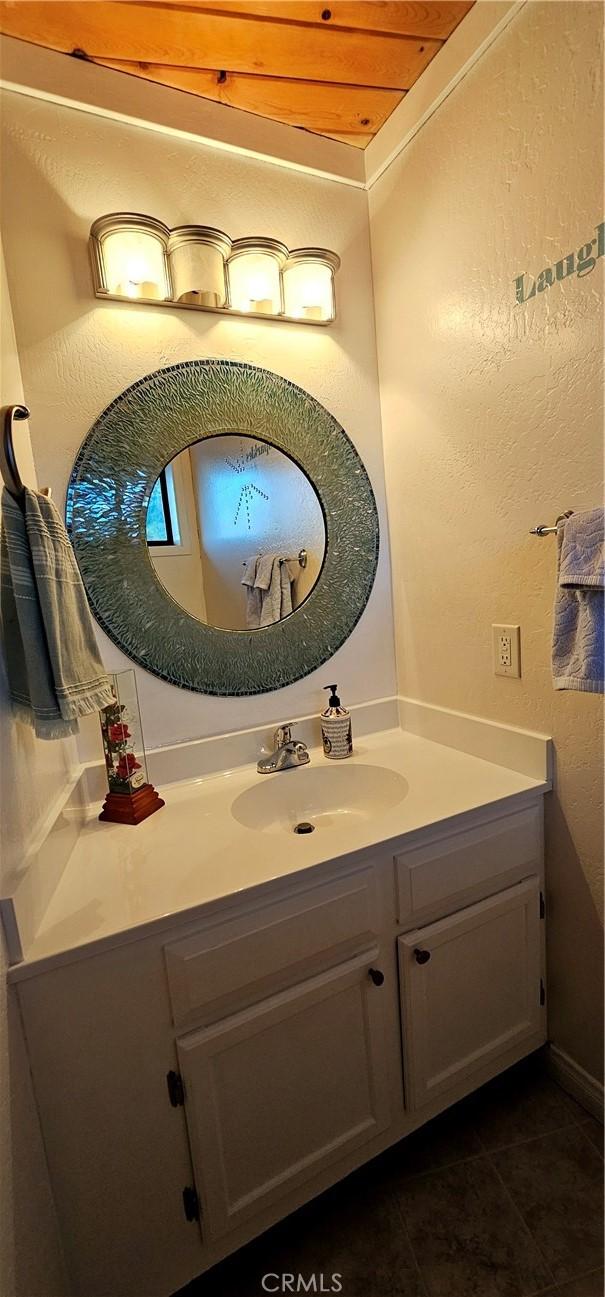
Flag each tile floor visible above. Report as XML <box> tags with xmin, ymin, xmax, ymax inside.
<box><xmin>177</xmin><ymin>1052</ymin><xmax>604</xmax><ymax>1297</ymax></box>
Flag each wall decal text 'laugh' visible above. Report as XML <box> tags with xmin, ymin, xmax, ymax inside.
<box><xmin>515</xmin><ymin>221</ymin><xmax>604</xmax><ymax>304</ymax></box>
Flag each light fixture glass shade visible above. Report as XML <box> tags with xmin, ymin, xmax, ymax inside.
<box><xmin>228</xmin><ymin>238</ymin><xmax>288</xmax><ymax>315</ymax></box>
<box><xmin>91</xmin><ymin>215</ymin><xmax>171</xmax><ymax>300</ymax></box>
<box><xmin>168</xmin><ymin>227</ymin><xmax>231</xmax><ymax>307</ymax></box>
<box><xmin>90</xmin><ymin>216</ymin><xmax>340</xmax><ymax>325</ymax></box>
<box><xmin>283</xmin><ymin>249</ymin><xmax>340</xmax><ymax>322</ymax></box>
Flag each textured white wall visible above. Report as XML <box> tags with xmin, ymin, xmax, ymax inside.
<box><xmin>370</xmin><ymin>1</ymin><xmax>604</xmax><ymax>1081</ymax></box>
<box><xmin>0</xmin><ymin>93</ymin><xmax>396</xmax><ymax>760</ymax></box>
<box><xmin>0</xmin><ymin>240</ymin><xmax>69</xmax><ymax>1296</ymax></box>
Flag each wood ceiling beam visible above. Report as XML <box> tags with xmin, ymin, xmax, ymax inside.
<box><xmin>95</xmin><ymin>58</ymin><xmax>403</xmax><ymax>135</ymax></box>
<box><xmin>125</xmin><ymin>2</ymin><xmax>474</xmax><ymax>42</ymax></box>
<box><xmin>0</xmin><ymin>2</ymin><xmax>442</xmax><ymax>90</ymax></box>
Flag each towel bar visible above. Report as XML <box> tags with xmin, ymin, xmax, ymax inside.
<box><xmin>242</xmin><ymin>549</ymin><xmax>308</xmax><ymax>569</ymax></box>
<box><xmin>530</xmin><ymin>511</ymin><xmax>574</xmax><ymax>537</ymax></box>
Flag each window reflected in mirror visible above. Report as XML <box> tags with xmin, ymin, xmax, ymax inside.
<box><xmin>146</xmin><ymin>466</ymin><xmax>180</xmax><ymax>545</ymax></box>
<box><xmin>146</xmin><ymin>435</ymin><xmax>326</xmax><ymax>631</ymax></box>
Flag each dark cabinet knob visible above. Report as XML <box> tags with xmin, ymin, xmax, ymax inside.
<box><xmin>414</xmin><ymin>948</ymin><xmax>431</xmax><ymax>965</ymax></box>
<box><xmin>368</xmin><ymin>967</ymin><xmax>385</xmax><ymax>986</ymax></box>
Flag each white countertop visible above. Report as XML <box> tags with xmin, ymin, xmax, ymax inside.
<box><xmin>12</xmin><ymin>728</ymin><xmax>549</xmax><ymax>977</ymax></box>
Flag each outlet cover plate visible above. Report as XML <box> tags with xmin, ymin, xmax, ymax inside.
<box><xmin>492</xmin><ymin>624</ymin><xmax>521</xmax><ymax>678</ymax></box>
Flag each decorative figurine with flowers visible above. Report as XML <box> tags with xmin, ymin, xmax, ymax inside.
<box><xmin>99</xmin><ymin>670</ymin><xmax>164</xmax><ymax>824</ymax></box>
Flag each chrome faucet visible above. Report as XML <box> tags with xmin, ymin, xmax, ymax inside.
<box><xmin>257</xmin><ymin>725</ymin><xmax>310</xmax><ymax>774</ymax></box>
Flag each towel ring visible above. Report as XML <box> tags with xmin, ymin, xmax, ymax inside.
<box><xmin>0</xmin><ymin>404</ymin><xmax>30</xmax><ymax>503</ymax></box>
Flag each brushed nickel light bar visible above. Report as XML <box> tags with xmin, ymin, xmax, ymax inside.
<box><xmin>89</xmin><ymin>213</ymin><xmax>340</xmax><ymax>325</ymax></box>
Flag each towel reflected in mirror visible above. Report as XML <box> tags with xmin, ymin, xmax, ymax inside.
<box><xmin>241</xmin><ymin>553</ymin><xmax>297</xmax><ymax>629</ymax></box>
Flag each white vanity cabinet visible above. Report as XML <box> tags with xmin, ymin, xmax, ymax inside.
<box><xmin>163</xmin><ymin>859</ymin><xmax>395</xmax><ymax>1244</ymax></box>
<box><xmin>177</xmin><ymin>951</ymin><xmax>392</xmax><ymax>1241</ymax></box>
<box><xmin>12</xmin><ymin>793</ymin><xmax>547</xmax><ymax>1297</ymax></box>
<box><xmin>398</xmin><ymin>876</ymin><xmax>543</xmax><ymax>1110</ymax></box>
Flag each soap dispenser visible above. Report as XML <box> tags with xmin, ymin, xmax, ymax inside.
<box><xmin>321</xmin><ymin>684</ymin><xmax>353</xmax><ymax>760</ymax></box>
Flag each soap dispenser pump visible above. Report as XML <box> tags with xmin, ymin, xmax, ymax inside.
<box><xmin>321</xmin><ymin>684</ymin><xmax>353</xmax><ymax>760</ymax></box>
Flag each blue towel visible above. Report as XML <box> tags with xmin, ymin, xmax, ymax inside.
<box><xmin>552</xmin><ymin>508</ymin><xmax>604</xmax><ymax>693</ymax></box>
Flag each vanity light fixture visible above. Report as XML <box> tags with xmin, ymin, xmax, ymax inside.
<box><xmin>89</xmin><ymin>214</ymin><xmax>172</xmax><ymax>301</ymax></box>
<box><xmin>167</xmin><ymin>226</ymin><xmax>231</xmax><ymax>308</ymax></box>
<box><xmin>89</xmin><ymin>214</ymin><xmax>339</xmax><ymax>325</ymax></box>
<box><xmin>282</xmin><ymin>249</ymin><xmax>340</xmax><ymax>322</ymax></box>
<box><xmin>227</xmin><ymin>237</ymin><xmax>288</xmax><ymax>316</ymax></box>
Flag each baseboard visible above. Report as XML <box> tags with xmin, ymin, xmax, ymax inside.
<box><xmin>548</xmin><ymin>1043</ymin><xmax>604</xmax><ymax>1121</ymax></box>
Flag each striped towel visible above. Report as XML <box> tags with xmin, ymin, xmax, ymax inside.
<box><xmin>1</xmin><ymin>486</ymin><xmax>114</xmax><ymax>739</ymax></box>
<box><xmin>552</xmin><ymin>507</ymin><xmax>604</xmax><ymax>693</ymax></box>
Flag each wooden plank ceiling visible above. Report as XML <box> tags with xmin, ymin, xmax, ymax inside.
<box><xmin>0</xmin><ymin>1</ymin><xmax>475</xmax><ymax>148</ymax></box>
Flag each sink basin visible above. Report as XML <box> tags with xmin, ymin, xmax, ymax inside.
<box><xmin>231</xmin><ymin>763</ymin><xmax>408</xmax><ymax>835</ymax></box>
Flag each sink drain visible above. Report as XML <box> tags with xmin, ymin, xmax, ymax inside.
<box><xmin>293</xmin><ymin>821</ymin><xmax>315</xmax><ymax>835</ymax></box>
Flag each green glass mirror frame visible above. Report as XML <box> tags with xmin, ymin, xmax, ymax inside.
<box><xmin>66</xmin><ymin>360</ymin><xmax>379</xmax><ymax>696</ymax></box>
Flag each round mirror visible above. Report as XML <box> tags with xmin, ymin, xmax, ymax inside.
<box><xmin>66</xmin><ymin>360</ymin><xmax>379</xmax><ymax>697</ymax></box>
<box><xmin>146</xmin><ymin>435</ymin><xmax>326</xmax><ymax>630</ymax></box>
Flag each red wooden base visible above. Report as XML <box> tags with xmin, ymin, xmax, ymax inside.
<box><xmin>99</xmin><ymin>783</ymin><xmax>165</xmax><ymax>825</ymax></box>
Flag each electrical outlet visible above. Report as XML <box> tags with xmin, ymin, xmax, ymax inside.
<box><xmin>492</xmin><ymin>624</ymin><xmax>521</xmax><ymax>677</ymax></box>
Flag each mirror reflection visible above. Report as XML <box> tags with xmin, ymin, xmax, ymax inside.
<box><xmin>146</xmin><ymin>435</ymin><xmax>326</xmax><ymax>631</ymax></box>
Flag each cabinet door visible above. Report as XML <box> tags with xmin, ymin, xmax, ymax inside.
<box><xmin>177</xmin><ymin>951</ymin><xmax>391</xmax><ymax>1241</ymax></box>
<box><xmin>398</xmin><ymin>877</ymin><xmax>542</xmax><ymax>1111</ymax></box>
